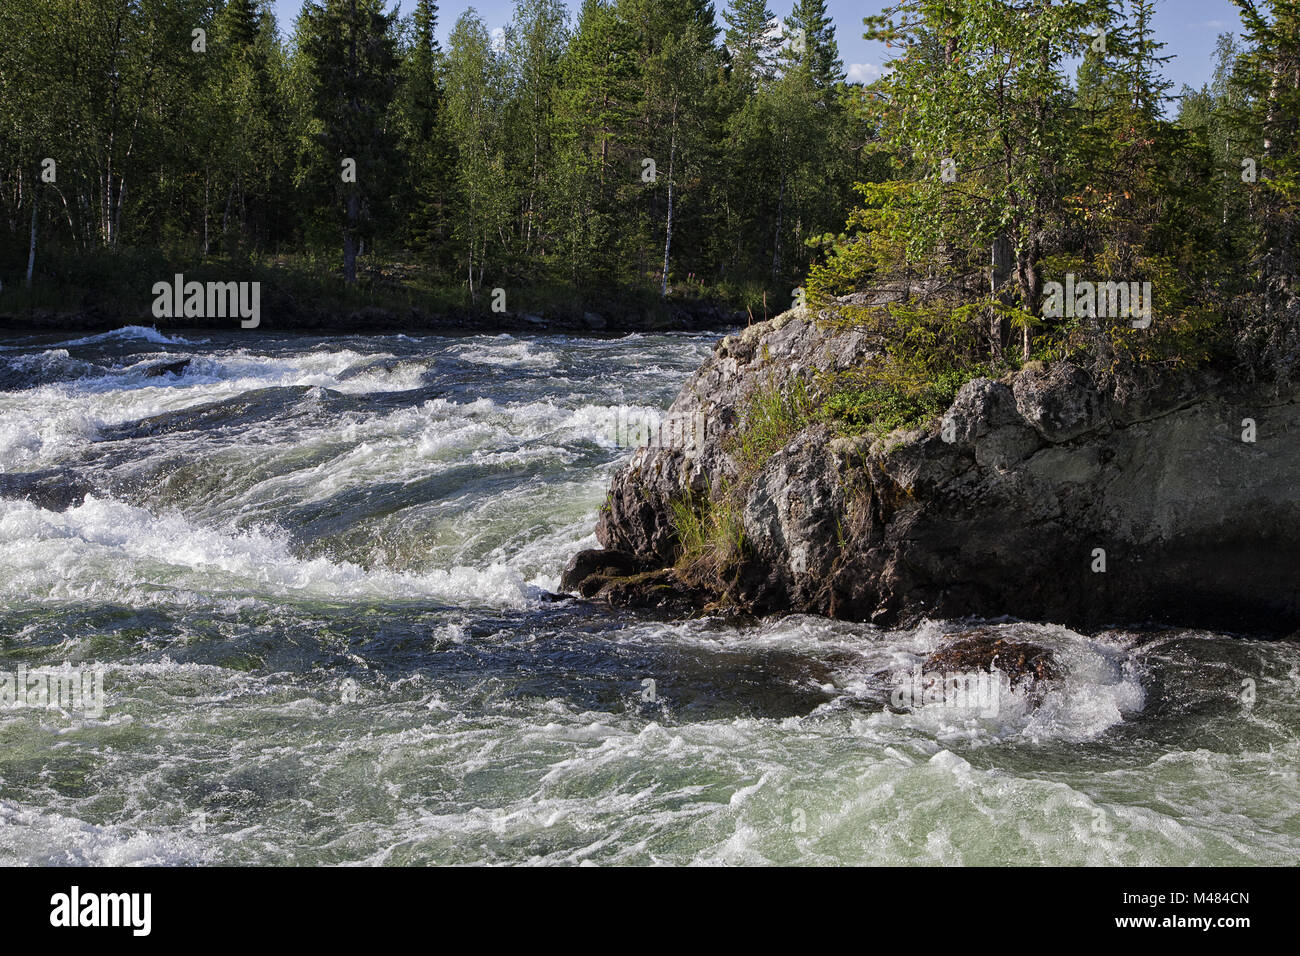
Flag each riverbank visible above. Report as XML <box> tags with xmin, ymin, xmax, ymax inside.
<box><xmin>0</xmin><ymin>297</ymin><xmax>744</xmax><ymax>337</ymax></box>
<box><xmin>0</xmin><ymin>248</ymin><xmax>751</xmax><ymax>336</ymax></box>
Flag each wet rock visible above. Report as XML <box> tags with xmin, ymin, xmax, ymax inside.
<box><xmin>0</xmin><ymin>470</ymin><xmax>95</xmax><ymax>511</ymax></box>
<box><xmin>576</xmin><ymin>304</ymin><xmax>1300</xmax><ymax>634</ymax></box>
<box><xmin>923</xmin><ymin>634</ymin><xmax>1060</xmax><ymax>687</ymax></box>
<box><xmin>592</xmin><ymin>569</ymin><xmax>708</xmax><ymax>614</ymax></box>
<box><xmin>561</xmin><ymin>548</ymin><xmax>642</xmax><ymax>594</ymax></box>
<box><xmin>143</xmin><ymin>358</ymin><xmax>191</xmax><ymax>378</ymax></box>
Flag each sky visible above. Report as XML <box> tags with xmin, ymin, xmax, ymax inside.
<box><xmin>270</xmin><ymin>0</ymin><xmax>1245</xmax><ymax>94</ymax></box>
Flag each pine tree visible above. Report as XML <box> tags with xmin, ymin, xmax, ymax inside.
<box><xmin>397</xmin><ymin>0</ymin><xmax>454</xmax><ymax>257</ymax></box>
<box><xmin>1231</xmin><ymin>0</ymin><xmax>1299</xmax><ymax>313</ymax></box>
<box><xmin>723</xmin><ymin>0</ymin><xmax>777</xmax><ymax>87</ymax></box>
<box><xmin>205</xmin><ymin>0</ymin><xmax>289</xmax><ymax>253</ymax></box>
<box><xmin>553</xmin><ymin>0</ymin><xmax>642</xmax><ymax>284</ymax></box>
<box><xmin>218</xmin><ymin>0</ymin><xmax>262</xmax><ymax>46</ymax></box>
<box><xmin>1125</xmin><ymin>0</ymin><xmax>1174</xmax><ymax>117</ymax></box>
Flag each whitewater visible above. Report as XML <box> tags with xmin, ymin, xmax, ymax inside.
<box><xmin>0</xmin><ymin>326</ymin><xmax>1296</xmax><ymax>865</ymax></box>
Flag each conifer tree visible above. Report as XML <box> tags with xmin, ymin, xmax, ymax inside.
<box><xmin>397</xmin><ymin>0</ymin><xmax>454</xmax><ymax>257</ymax></box>
<box><xmin>300</xmin><ymin>0</ymin><xmax>400</xmax><ymax>284</ymax></box>
<box><xmin>723</xmin><ymin>0</ymin><xmax>778</xmax><ymax>87</ymax></box>
<box><xmin>782</xmin><ymin>0</ymin><xmax>843</xmax><ymax>97</ymax></box>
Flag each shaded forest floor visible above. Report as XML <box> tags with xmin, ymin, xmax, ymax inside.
<box><xmin>0</xmin><ymin>246</ymin><xmax>758</xmax><ymax>336</ymax></box>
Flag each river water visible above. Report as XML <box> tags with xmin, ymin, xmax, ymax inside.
<box><xmin>0</xmin><ymin>325</ymin><xmax>1296</xmax><ymax>865</ymax></box>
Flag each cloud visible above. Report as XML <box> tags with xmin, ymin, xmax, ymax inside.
<box><xmin>847</xmin><ymin>63</ymin><xmax>881</xmax><ymax>84</ymax></box>
<box><xmin>490</xmin><ymin>27</ymin><xmax>506</xmax><ymax>52</ymax></box>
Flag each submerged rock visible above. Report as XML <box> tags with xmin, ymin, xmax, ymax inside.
<box><xmin>142</xmin><ymin>358</ymin><xmax>191</xmax><ymax>378</ymax></box>
<box><xmin>0</xmin><ymin>470</ymin><xmax>94</xmax><ymax>511</ymax></box>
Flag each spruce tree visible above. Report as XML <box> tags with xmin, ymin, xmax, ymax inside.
<box><xmin>300</xmin><ymin>0</ymin><xmax>400</xmax><ymax>284</ymax></box>
<box><xmin>782</xmin><ymin>0</ymin><xmax>843</xmax><ymax>96</ymax></box>
<box><xmin>398</xmin><ymin>0</ymin><xmax>454</xmax><ymax>258</ymax></box>
<box><xmin>723</xmin><ymin>0</ymin><xmax>777</xmax><ymax>87</ymax></box>
<box><xmin>1231</xmin><ymin>0</ymin><xmax>1299</xmax><ymax>313</ymax></box>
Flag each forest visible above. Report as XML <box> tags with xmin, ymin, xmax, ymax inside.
<box><xmin>1</xmin><ymin>0</ymin><xmax>1296</xmax><ymax>367</ymax></box>
<box><xmin>808</xmin><ymin>0</ymin><xmax>1298</xmax><ymax>402</ymax></box>
<box><xmin>0</xmin><ymin>0</ymin><xmax>869</xmax><ymax>319</ymax></box>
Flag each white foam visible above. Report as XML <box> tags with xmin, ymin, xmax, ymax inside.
<box><xmin>0</xmin><ymin>495</ymin><xmax>538</xmax><ymax>607</ymax></box>
<box><xmin>0</xmin><ymin>799</ymin><xmax>215</xmax><ymax>866</ymax></box>
<box><xmin>58</xmin><ymin>325</ymin><xmax>194</xmax><ymax>348</ymax></box>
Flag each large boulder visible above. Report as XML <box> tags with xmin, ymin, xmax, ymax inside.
<box><xmin>568</xmin><ymin>309</ymin><xmax>1300</xmax><ymax>634</ymax></box>
<box><xmin>923</xmin><ymin>634</ymin><xmax>1061</xmax><ymax>687</ymax></box>
<box><xmin>1013</xmin><ymin>362</ymin><xmax>1108</xmax><ymax>442</ymax></box>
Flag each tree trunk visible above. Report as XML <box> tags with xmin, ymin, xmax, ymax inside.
<box><xmin>25</xmin><ymin>189</ymin><xmax>38</xmax><ymax>288</ymax></box>
<box><xmin>113</xmin><ymin>179</ymin><xmax>125</xmax><ymax>246</ymax></box>
<box><xmin>343</xmin><ymin>190</ymin><xmax>359</xmax><ymax>285</ymax></box>
<box><xmin>990</xmin><ymin>234</ymin><xmax>1013</xmax><ymax>359</ymax></box>
<box><xmin>203</xmin><ymin>174</ymin><xmax>210</xmax><ymax>257</ymax></box>
<box><xmin>772</xmin><ymin>173</ymin><xmax>786</xmax><ymax>279</ymax></box>
<box><xmin>661</xmin><ymin>111</ymin><xmax>677</xmax><ymax>299</ymax></box>
<box><xmin>1016</xmin><ymin>239</ymin><xmax>1042</xmax><ymax>360</ymax></box>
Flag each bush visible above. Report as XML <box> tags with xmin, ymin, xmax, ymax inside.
<box><xmin>670</xmin><ymin>488</ymin><xmax>746</xmax><ymax>572</ymax></box>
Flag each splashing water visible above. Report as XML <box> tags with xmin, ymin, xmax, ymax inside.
<box><xmin>0</xmin><ymin>327</ymin><xmax>1296</xmax><ymax>865</ymax></box>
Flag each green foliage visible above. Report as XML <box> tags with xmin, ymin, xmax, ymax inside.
<box><xmin>0</xmin><ymin>0</ymin><xmax>868</xmax><ymax>310</ymax></box>
<box><xmin>782</xmin><ymin>0</ymin><xmax>844</xmax><ymax>98</ymax></box>
<box><xmin>801</xmin><ymin>0</ymin><xmax>1295</xmax><ymax>388</ymax></box>
<box><xmin>670</xmin><ymin>488</ymin><xmax>746</xmax><ymax>571</ymax></box>
<box><xmin>299</xmin><ymin>0</ymin><xmax>401</xmax><ymax>283</ymax></box>
<box><xmin>723</xmin><ymin>0</ymin><xmax>779</xmax><ymax>87</ymax></box>
<box><xmin>728</xmin><ymin>377</ymin><xmax>816</xmax><ymax>476</ymax></box>
<box><xmin>817</xmin><ymin>362</ymin><xmax>1001</xmax><ymax>439</ymax></box>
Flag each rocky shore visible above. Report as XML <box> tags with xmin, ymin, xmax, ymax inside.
<box><xmin>565</xmin><ymin>304</ymin><xmax>1300</xmax><ymax>636</ymax></box>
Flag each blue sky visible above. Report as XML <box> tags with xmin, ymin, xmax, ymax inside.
<box><xmin>270</xmin><ymin>0</ymin><xmax>1244</xmax><ymax>93</ymax></box>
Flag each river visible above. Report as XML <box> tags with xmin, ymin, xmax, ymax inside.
<box><xmin>0</xmin><ymin>325</ymin><xmax>1296</xmax><ymax>864</ymax></box>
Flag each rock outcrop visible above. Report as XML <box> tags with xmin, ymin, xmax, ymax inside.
<box><xmin>565</xmin><ymin>306</ymin><xmax>1300</xmax><ymax>634</ymax></box>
